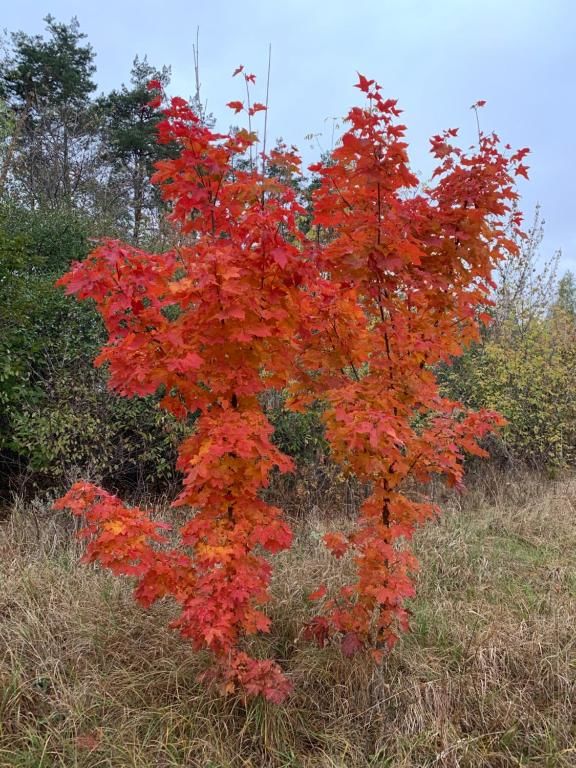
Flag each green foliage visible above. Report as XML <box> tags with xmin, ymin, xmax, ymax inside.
<box><xmin>0</xmin><ymin>203</ymin><xmax>188</xmax><ymax>494</ymax></box>
<box><xmin>99</xmin><ymin>56</ymin><xmax>169</xmax><ymax>165</ymax></box>
<box><xmin>0</xmin><ymin>202</ymin><xmax>88</xmax><ymax>271</ymax></box>
<box><xmin>8</xmin><ymin>365</ymin><xmax>184</xmax><ymax>491</ymax></box>
<box><xmin>555</xmin><ymin>271</ymin><xmax>576</xmax><ymax>318</ymax></box>
<box><xmin>266</xmin><ymin>393</ymin><xmax>327</xmax><ymax>464</ymax></box>
<box><xmin>0</xmin><ymin>16</ymin><xmax>98</xmax><ymax>209</ymax></box>
<box><xmin>96</xmin><ymin>56</ymin><xmax>172</xmax><ymax>244</ymax></box>
<box><xmin>0</xmin><ymin>204</ymin><xmax>91</xmax><ymax>416</ymax></box>
<box><xmin>0</xmin><ymin>15</ymin><xmax>95</xmax><ymax>110</ymax></box>
<box><xmin>442</xmin><ymin>316</ymin><xmax>576</xmax><ymax>468</ymax></box>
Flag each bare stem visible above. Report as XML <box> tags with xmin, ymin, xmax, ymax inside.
<box><xmin>261</xmin><ymin>44</ymin><xmax>272</xmax><ymax>180</ymax></box>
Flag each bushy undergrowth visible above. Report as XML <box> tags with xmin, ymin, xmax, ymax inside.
<box><xmin>0</xmin><ymin>204</ymin><xmax>188</xmax><ymax>497</ymax></box>
<box><xmin>440</xmin><ymin>312</ymin><xmax>576</xmax><ymax>470</ymax></box>
<box><xmin>1</xmin><ymin>471</ymin><xmax>574</xmax><ymax>767</ymax></box>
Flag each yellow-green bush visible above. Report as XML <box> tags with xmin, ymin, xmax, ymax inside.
<box><xmin>441</xmin><ymin>310</ymin><xmax>576</xmax><ymax>469</ymax></box>
<box><xmin>440</xmin><ymin>209</ymin><xmax>576</xmax><ymax>471</ymax></box>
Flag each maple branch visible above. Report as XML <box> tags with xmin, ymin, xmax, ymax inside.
<box><xmin>329</xmin><ymin>177</ymin><xmax>354</xmax><ymax>213</ymax></box>
<box><xmin>244</xmin><ymin>76</ymin><xmax>254</xmax><ymax>171</ymax></box>
<box><xmin>472</xmin><ymin>104</ymin><xmax>482</xmax><ymax>146</ymax></box>
<box><xmin>377</xmin><ymin>181</ymin><xmax>382</xmax><ymax>246</ymax></box>
<box><xmin>381</xmin><ymin>497</ymin><xmax>390</xmax><ymax>527</ymax></box>
<box><xmin>329</xmin><ymin>319</ymin><xmax>361</xmax><ymax>381</ymax></box>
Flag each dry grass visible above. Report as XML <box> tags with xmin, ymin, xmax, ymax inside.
<box><xmin>0</xmin><ymin>471</ymin><xmax>574</xmax><ymax>767</ymax></box>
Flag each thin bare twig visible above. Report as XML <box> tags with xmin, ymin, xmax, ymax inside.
<box><xmin>261</xmin><ymin>44</ymin><xmax>272</xmax><ymax>180</ymax></box>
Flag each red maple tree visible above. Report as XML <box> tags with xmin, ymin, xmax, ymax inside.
<box><xmin>55</xmin><ymin>73</ymin><xmax>527</xmax><ymax>702</ymax></box>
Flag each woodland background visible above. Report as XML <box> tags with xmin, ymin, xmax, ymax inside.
<box><xmin>1</xmin><ymin>16</ymin><xmax>576</xmax><ymax>503</ymax></box>
<box><xmin>0</xmin><ymin>16</ymin><xmax>574</xmax><ymax>768</ymax></box>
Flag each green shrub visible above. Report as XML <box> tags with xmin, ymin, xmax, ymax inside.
<box><xmin>265</xmin><ymin>392</ymin><xmax>327</xmax><ymax>465</ymax></box>
<box><xmin>0</xmin><ymin>203</ymin><xmax>188</xmax><ymax>496</ymax></box>
<box><xmin>440</xmin><ymin>312</ymin><xmax>576</xmax><ymax>469</ymax></box>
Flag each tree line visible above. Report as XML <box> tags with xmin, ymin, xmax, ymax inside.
<box><xmin>0</xmin><ymin>15</ymin><xmax>174</xmax><ymax>245</ymax></box>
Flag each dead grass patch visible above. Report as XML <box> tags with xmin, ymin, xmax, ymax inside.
<box><xmin>0</xmin><ymin>473</ymin><xmax>574</xmax><ymax>766</ymax></box>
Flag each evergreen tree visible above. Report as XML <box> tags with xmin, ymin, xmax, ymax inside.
<box><xmin>98</xmin><ymin>57</ymin><xmax>170</xmax><ymax>244</ymax></box>
<box><xmin>0</xmin><ymin>16</ymin><xmax>98</xmax><ymax>209</ymax></box>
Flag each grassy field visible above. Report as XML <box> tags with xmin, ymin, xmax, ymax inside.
<box><xmin>0</xmin><ymin>471</ymin><xmax>574</xmax><ymax>767</ymax></box>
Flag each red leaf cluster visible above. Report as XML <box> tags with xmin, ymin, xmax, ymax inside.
<box><xmin>55</xmin><ymin>73</ymin><xmax>527</xmax><ymax>703</ymax></box>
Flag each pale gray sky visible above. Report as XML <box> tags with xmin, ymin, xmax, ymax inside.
<box><xmin>4</xmin><ymin>1</ymin><xmax>575</xmax><ymax>270</ymax></box>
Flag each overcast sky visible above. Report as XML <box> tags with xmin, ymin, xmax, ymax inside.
<box><xmin>4</xmin><ymin>1</ymin><xmax>575</xmax><ymax>271</ymax></box>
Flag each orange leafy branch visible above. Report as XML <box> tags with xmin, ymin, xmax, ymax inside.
<box><xmin>55</xmin><ymin>72</ymin><xmax>527</xmax><ymax>703</ymax></box>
